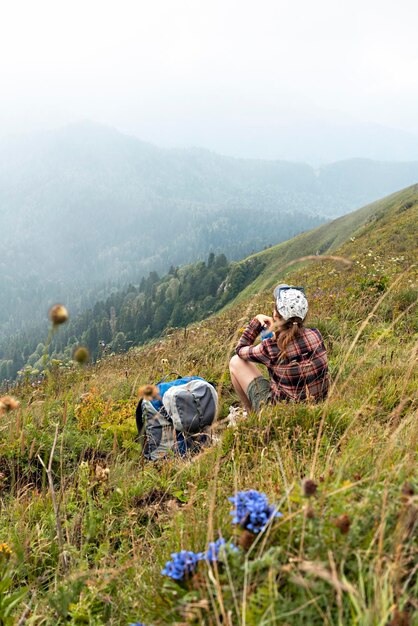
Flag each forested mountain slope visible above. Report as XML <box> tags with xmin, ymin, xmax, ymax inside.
<box><xmin>2</xmin><ymin>184</ymin><xmax>416</xmax><ymax>383</ymax></box>
<box><xmin>0</xmin><ymin>184</ymin><xmax>415</xmax><ymax>624</ymax></box>
<box><xmin>0</xmin><ymin>253</ymin><xmax>265</xmax><ymax>380</ymax></box>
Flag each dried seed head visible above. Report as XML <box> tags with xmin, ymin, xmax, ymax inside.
<box><xmin>73</xmin><ymin>346</ymin><xmax>90</xmax><ymax>364</ymax></box>
<box><xmin>401</xmin><ymin>482</ymin><xmax>414</xmax><ymax>497</ymax></box>
<box><xmin>95</xmin><ymin>464</ymin><xmax>110</xmax><ymax>482</ymax></box>
<box><xmin>138</xmin><ymin>384</ymin><xmax>160</xmax><ymax>401</ymax></box>
<box><xmin>354</xmin><ymin>473</ymin><xmax>362</xmax><ymax>481</ymax></box>
<box><xmin>302</xmin><ymin>478</ymin><xmax>318</xmax><ymax>497</ymax></box>
<box><xmin>388</xmin><ymin>608</ymin><xmax>411</xmax><ymax>626</ymax></box>
<box><xmin>333</xmin><ymin>514</ymin><xmax>351</xmax><ymax>534</ymax></box>
<box><xmin>49</xmin><ymin>304</ymin><xmax>69</xmax><ymax>325</ymax></box>
<box><xmin>305</xmin><ymin>504</ymin><xmax>315</xmax><ymax>519</ymax></box>
<box><xmin>0</xmin><ymin>396</ymin><xmax>20</xmax><ymax>414</ymax></box>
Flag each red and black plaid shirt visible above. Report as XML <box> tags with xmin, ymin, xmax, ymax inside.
<box><xmin>236</xmin><ymin>319</ymin><xmax>329</xmax><ymax>402</ymax></box>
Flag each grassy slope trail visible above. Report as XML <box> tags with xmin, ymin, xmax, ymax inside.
<box><xmin>0</xmin><ymin>186</ymin><xmax>416</xmax><ymax>625</ymax></box>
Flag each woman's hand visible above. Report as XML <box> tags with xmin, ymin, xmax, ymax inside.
<box><xmin>255</xmin><ymin>314</ymin><xmax>274</xmax><ymax>327</ymax></box>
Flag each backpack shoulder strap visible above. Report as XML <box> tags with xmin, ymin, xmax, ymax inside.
<box><xmin>157</xmin><ymin>372</ymin><xmax>182</xmax><ymax>384</ymax></box>
<box><xmin>135</xmin><ymin>399</ymin><xmax>144</xmax><ymax>436</ymax></box>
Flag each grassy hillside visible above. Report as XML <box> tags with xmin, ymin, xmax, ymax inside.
<box><xmin>0</xmin><ymin>188</ymin><xmax>416</xmax><ymax>625</ymax></box>
<box><xmin>234</xmin><ymin>183</ymin><xmax>418</xmax><ymax>300</ymax></box>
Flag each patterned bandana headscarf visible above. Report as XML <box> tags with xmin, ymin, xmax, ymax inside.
<box><xmin>274</xmin><ymin>285</ymin><xmax>308</xmax><ymax>321</ymax></box>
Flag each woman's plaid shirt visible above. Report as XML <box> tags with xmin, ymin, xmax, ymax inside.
<box><xmin>236</xmin><ymin>319</ymin><xmax>329</xmax><ymax>402</ymax></box>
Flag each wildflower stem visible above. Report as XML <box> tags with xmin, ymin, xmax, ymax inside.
<box><xmin>37</xmin><ymin>423</ymin><xmax>69</xmax><ymax>573</ymax></box>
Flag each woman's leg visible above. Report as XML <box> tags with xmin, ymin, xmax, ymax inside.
<box><xmin>229</xmin><ymin>355</ymin><xmax>263</xmax><ymax>412</ymax></box>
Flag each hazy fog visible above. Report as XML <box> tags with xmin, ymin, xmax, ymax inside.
<box><xmin>1</xmin><ymin>0</ymin><xmax>418</xmax><ymax>162</ymax></box>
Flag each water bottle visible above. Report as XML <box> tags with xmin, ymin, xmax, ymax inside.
<box><xmin>260</xmin><ymin>325</ymin><xmax>274</xmax><ymax>341</ymax></box>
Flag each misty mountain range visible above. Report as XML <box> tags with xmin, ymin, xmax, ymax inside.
<box><xmin>1</xmin><ymin>121</ymin><xmax>418</xmax><ymax>341</ymax></box>
<box><xmin>144</xmin><ymin>108</ymin><xmax>418</xmax><ymax>165</ymax></box>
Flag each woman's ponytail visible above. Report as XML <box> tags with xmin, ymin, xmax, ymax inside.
<box><xmin>275</xmin><ymin>316</ymin><xmax>304</xmax><ymax>359</ymax></box>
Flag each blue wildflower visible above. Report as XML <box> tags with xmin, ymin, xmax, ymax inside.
<box><xmin>161</xmin><ymin>549</ymin><xmax>203</xmax><ymax>581</ymax></box>
<box><xmin>204</xmin><ymin>537</ymin><xmax>238</xmax><ymax>562</ymax></box>
<box><xmin>229</xmin><ymin>490</ymin><xmax>282</xmax><ymax>534</ymax></box>
<box><xmin>129</xmin><ymin>623</ymin><xmax>147</xmax><ymax>626</ymax></box>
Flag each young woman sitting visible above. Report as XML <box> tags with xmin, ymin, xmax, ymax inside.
<box><xmin>229</xmin><ymin>284</ymin><xmax>329</xmax><ymax>412</ymax></box>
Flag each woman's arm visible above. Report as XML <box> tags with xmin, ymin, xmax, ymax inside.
<box><xmin>235</xmin><ymin>317</ymin><xmax>273</xmax><ymax>365</ymax></box>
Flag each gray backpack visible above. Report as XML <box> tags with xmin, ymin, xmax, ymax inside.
<box><xmin>135</xmin><ymin>376</ymin><xmax>217</xmax><ymax>460</ymax></box>
<box><xmin>162</xmin><ymin>379</ymin><xmax>218</xmax><ymax>434</ymax></box>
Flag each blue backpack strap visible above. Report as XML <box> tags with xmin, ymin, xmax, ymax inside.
<box><xmin>176</xmin><ymin>431</ymin><xmax>188</xmax><ymax>456</ymax></box>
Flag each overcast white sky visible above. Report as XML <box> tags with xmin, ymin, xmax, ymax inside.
<box><xmin>1</xmin><ymin>0</ymin><xmax>418</xmax><ymax>157</ymax></box>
